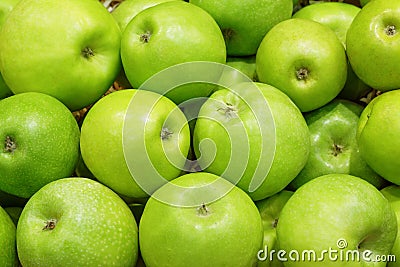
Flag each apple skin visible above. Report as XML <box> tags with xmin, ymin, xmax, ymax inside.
<box><xmin>256</xmin><ymin>18</ymin><xmax>347</xmax><ymax>112</ymax></box>
<box><xmin>292</xmin><ymin>2</ymin><xmax>370</xmax><ymax>101</ymax></box>
<box><xmin>289</xmin><ymin>99</ymin><xmax>386</xmax><ymax>190</ymax></box>
<box><xmin>80</xmin><ymin>89</ymin><xmax>190</xmax><ymax>199</ymax></box>
<box><xmin>121</xmin><ymin>1</ymin><xmax>226</xmax><ymax>105</ymax></box>
<box><xmin>380</xmin><ymin>185</ymin><xmax>400</xmax><ymax>267</ymax></box>
<box><xmin>112</xmin><ymin>0</ymin><xmax>181</xmax><ymax>32</ymax></box>
<box><xmin>0</xmin><ymin>206</ymin><xmax>18</xmax><ymax>267</ymax></box>
<box><xmin>256</xmin><ymin>190</ymin><xmax>293</xmax><ymax>267</ymax></box>
<box><xmin>0</xmin><ymin>0</ymin><xmax>20</xmax><ymax>26</ymax></box>
<box><xmin>16</xmin><ymin>177</ymin><xmax>139</xmax><ymax>267</ymax></box>
<box><xmin>357</xmin><ymin>90</ymin><xmax>400</xmax><ymax>185</ymax></box>
<box><xmin>277</xmin><ymin>174</ymin><xmax>397</xmax><ymax>267</ymax></box>
<box><xmin>0</xmin><ymin>92</ymin><xmax>80</xmax><ymax>198</ymax></box>
<box><xmin>139</xmin><ymin>172</ymin><xmax>263</xmax><ymax>267</ymax></box>
<box><xmin>293</xmin><ymin>2</ymin><xmax>360</xmax><ymax>47</ymax></box>
<box><xmin>0</xmin><ymin>0</ymin><xmax>20</xmax><ymax>100</ymax></box>
<box><xmin>193</xmin><ymin>82</ymin><xmax>310</xmax><ymax>201</ymax></box>
<box><xmin>190</xmin><ymin>0</ymin><xmax>292</xmax><ymax>56</ymax></box>
<box><xmin>0</xmin><ymin>0</ymin><xmax>121</xmax><ymax>111</ymax></box>
<box><xmin>346</xmin><ymin>0</ymin><xmax>400</xmax><ymax>91</ymax></box>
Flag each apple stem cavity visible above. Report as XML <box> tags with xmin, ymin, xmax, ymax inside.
<box><xmin>272</xmin><ymin>218</ymin><xmax>279</xmax><ymax>228</ymax></box>
<box><xmin>140</xmin><ymin>31</ymin><xmax>152</xmax><ymax>43</ymax></box>
<box><xmin>385</xmin><ymin>25</ymin><xmax>397</xmax><ymax>36</ymax></box>
<box><xmin>331</xmin><ymin>143</ymin><xmax>344</xmax><ymax>157</ymax></box>
<box><xmin>81</xmin><ymin>47</ymin><xmax>95</xmax><ymax>59</ymax></box>
<box><xmin>222</xmin><ymin>28</ymin><xmax>235</xmax><ymax>42</ymax></box>
<box><xmin>197</xmin><ymin>203</ymin><xmax>210</xmax><ymax>216</ymax></box>
<box><xmin>3</xmin><ymin>136</ymin><xmax>16</xmax><ymax>153</ymax></box>
<box><xmin>43</xmin><ymin>218</ymin><xmax>57</xmax><ymax>231</ymax></box>
<box><xmin>296</xmin><ymin>67</ymin><xmax>309</xmax><ymax>81</ymax></box>
<box><xmin>217</xmin><ymin>103</ymin><xmax>238</xmax><ymax>119</ymax></box>
<box><xmin>161</xmin><ymin>127</ymin><xmax>173</xmax><ymax>140</ymax></box>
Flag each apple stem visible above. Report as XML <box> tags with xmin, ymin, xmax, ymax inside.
<box><xmin>81</xmin><ymin>47</ymin><xmax>95</xmax><ymax>59</ymax></box>
<box><xmin>161</xmin><ymin>127</ymin><xmax>173</xmax><ymax>140</ymax></box>
<box><xmin>43</xmin><ymin>218</ymin><xmax>57</xmax><ymax>231</ymax></box>
<box><xmin>296</xmin><ymin>67</ymin><xmax>309</xmax><ymax>81</ymax></box>
<box><xmin>272</xmin><ymin>218</ymin><xmax>278</xmax><ymax>228</ymax></box>
<box><xmin>331</xmin><ymin>143</ymin><xmax>344</xmax><ymax>157</ymax></box>
<box><xmin>3</xmin><ymin>136</ymin><xmax>16</xmax><ymax>153</ymax></box>
<box><xmin>222</xmin><ymin>28</ymin><xmax>235</xmax><ymax>42</ymax></box>
<box><xmin>197</xmin><ymin>203</ymin><xmax>210</xmax><ymax>216</ymax></box>
<box><xmin>385</xmin><ymin>25</ymin><xmax>397</xmax><ymax>36</ymax></box>
<box><xmin>140</xmin><ymin>31</ymin><xmax>152</xmax><ymax>43</ymax></box>
<box><xmin>217</xmin><ymin>103</ymin><xmax>238</xmax><ymax>119</ymax></box>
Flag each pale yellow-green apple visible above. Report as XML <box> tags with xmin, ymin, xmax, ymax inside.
<box><xmin>346</xmin><ymin>0</ymin><xmax>400</xmax><ymax>91</ymax></box>
<box><xmin>357</xmin><ymin>90</ymin><xmax>400</xmax><ymax>185</ymax></box>
<box><xmin>289</xmin><ymin>99</ymin><xmax>386</xmax><ymax>190</ymax></box>
<box><xmin>0</xmin><ymin>0</ymin><xmax>121</xmax><ymax>111</ymax></box>
<box><xmin>0</xmin><ymin>93</ymin><xmax>80</xmax><ymax>198</ymax></box>
<box><xmin>80</xmin><ymin>89</ymin><xmax>190</xmax><ymax>198</ymax></box>
<box><xmin>256</xmin><ymin>18</ymin><xmax>347</xmax><ymax>112</ymax></box>
<box><xmin>139</xmin><ymin>172</ymin><xmax>264</xmax><ymax>267</ymax></box>
<box><xmin>277</xmin><ymin>174</ymin><xmax>397</xmax><ymax>267</ymax></box>
<box><xmin>193</xmin><ymin>82</ymin><xmax>310</xmax><ymax>201</ymax></box>
<box><xmin>16</xmin><ymin>178</ymin><xmax>139</xmax><ymax>267</ymax></box>
<box><xmin>190</xmin><ymin>0</ymin><xmax>292</xmax><ymax>56</ymax></box>
<box><xmin>121</xmin><ymin>1</ymin><xmax>226</xmax><ymax>105</ymax></box>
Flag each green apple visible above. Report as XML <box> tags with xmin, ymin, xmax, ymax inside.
<box><xmin>16</xmin><ymin>177</ymin><xmax>139</xmax><ymax>267</ymax></box>
<box><xmin>357</xmin><ymin>89</ymin><xmax>400</xmax><ymax>185</ymax></box>
<box><xmin>190</xmin><ymin>0</ymin><xmax>292</xmax><ymax>56</ymax></box>
<box><xmin>0</xmin><ymin>0</ymin><xmax>121</xmax><ymax>111</ymax></box>
<box><xmin>380</xmin><ymin>185</ymin><xmax>400</xmax><ymax>266</ymax></box>
<box><xmin>346</xmin><ymin>0</ymin><xmax>400</xmax><ymax>91</ymax></box>
<box><xmin>277</xmin><ymin>174</ymin><xmax>397</xmax><ymax>266</ymax></box>
<box><xmin>289</xmin><ymin>99</ymin><xmax>386</xmax><ymax>190</ymax></box>
<box><xmin>293</xmin><ymin>2</ymin><xmax>360</xmax><ymax>47</ymax></box>
<box><xmin>139</xmin><ymin>172</ymin><xmax>263</xmax><ymax>267</ymax></box>
<box><xmin>0</xmin><ymin>205</ymin><xmax>17</xmax><ymax>267</ymax></box>
<box><xmin>112</xmin><ymin>0</ymin><xmax>181</xmax><ymax>32</ymax></box>
<box><xmin>0</xmin><ymin>92</ymin><xmax>80</xmax><ymax>198</ymax></box>
<box><xmin>256</xmin><ymin>190</ymin><xmax>293</xmax><ymax>267</ymax></box>
<box><xmin>0</xmin><ymin>0</ymin><xmax>20</xmax><ymax>100</ymax></box>
<box><xmin>193</xmin><ymin>82</ymin><xmax>310</xmax><ymax>201</ymax></box>
<box><xmin>256</xmin><ymin>18</ymin><xmax>347</xmax><ymax>112</ymax></box>
<box><xmin>292</xmin><ymin>2</ymin><xmax>370</xmax><ymax>101</ymax></box>
<box><xmin>121</xmin><ymin>1</ymin><xmax>226</xmax><ymax>104</ymax></box>
<box><xmin>80</xmin><ymin>89</ymin><xmax>190</xmax><ymax>198</ymax></box>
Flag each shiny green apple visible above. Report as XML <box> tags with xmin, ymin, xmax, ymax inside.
<box><xmin>256</xmin><ymin>18</ymin><xmax>347</xmax><ymax>112</ymax></box>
